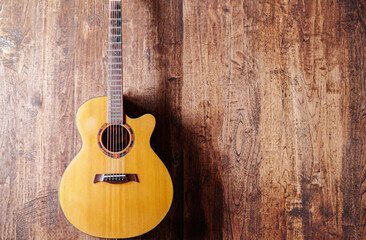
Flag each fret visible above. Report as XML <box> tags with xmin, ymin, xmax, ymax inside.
<box><xmin>108</xmin><ymin>56</ymin><xmax>122</xmax><ymax>58</ymax></box>
<box><xmin>109</xmin><ymin>37</ymin><xmax>121</xmax><ymax>41</ymax></box>
<box><xmin>108</xmin><ymin>42</ymin><xmax>122</xmax><ymax>44</ymax></box>
<box><xmin>109</xmin><ymin>20</ymin><xmax>121</xmax><ymax>26</ymax></box>
<box><xmin>108</xmin><ymin>49</ymin><xmax>122</xmax><ymax>51</ymax></box>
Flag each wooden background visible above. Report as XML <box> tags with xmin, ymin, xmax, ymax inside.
<box><xmin>0</xmin><ymin>0</ymin><xmax>365</xmax><ymax>239</ymax></box>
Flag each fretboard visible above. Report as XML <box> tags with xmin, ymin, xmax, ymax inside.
<box><xmin>107</xmin><ymin>0</ymin><xmax>123</xmax><ymax>124</ymax></box>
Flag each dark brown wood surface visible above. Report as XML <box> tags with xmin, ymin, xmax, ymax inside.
<box><xmin>0</xmin><ymin>0</ymin><xmax>365</xmax><ymax>239</ymax></box>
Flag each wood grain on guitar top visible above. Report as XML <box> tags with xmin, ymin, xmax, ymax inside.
<box><xmin>59</xmin><ymin>96</ymin><xmax>173</xmax><ymax>238</ymax></box>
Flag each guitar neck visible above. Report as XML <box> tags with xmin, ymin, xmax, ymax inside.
<box><xmin>107</xmin><ymin>0</ymin><xmax>123</xmax><ymax>125</ymax></box>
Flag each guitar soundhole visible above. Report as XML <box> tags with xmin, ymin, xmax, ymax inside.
<box><xmin>101</xmin><ymin>125</ymin><xmax>130</xmax><ymax>153</ymax></box>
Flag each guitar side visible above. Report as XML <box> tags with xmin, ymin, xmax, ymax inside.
<box><xmin>59</xmin><ymin>96</ymin><xmax>173</xmax><ymax>239</ymax></box>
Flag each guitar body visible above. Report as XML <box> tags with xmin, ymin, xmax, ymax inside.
<box><xmin>59</xmin><ymin>96</ymin><xmax>173</xmax><ymax>239</ymax></box>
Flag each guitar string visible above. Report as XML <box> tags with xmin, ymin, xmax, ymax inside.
<box><xmin>107</xmin><ymin>0</ymin><xmax>110</xmax><ymax>175</ymax></box>
<box><xmin>107</xmin><ymin>1</ymin><xmax>123</xmax><ymax>176</ymax></box>
<box><xmin>120</xmin><ymin>0</ymin><xmax>124</xmax><ymax>177</ymax></box>
<box><xmin>113</xmin><ymin>2</ymin><xmax>121</xmax><ymax>174</ymax></box>
<box><xmin>112</xmin><ymin>0</ymin><xmax>115</xmax><ymax>175</ymax></box>
<box><xmin>109</xmin><ymin>0</ymin><xmax>112</xmax><ymax>175</ymax></box>
<box><xmin>113</xmin><ymin>0</ymin><xmax>116</xmax><ymax>175</ymax></box>
<box><xmin>120</xmin><ymin>0</ymin><xmax>124</xmax><ymax>229</ymax></box>
<box><xmin>112</xmin><ymin>1</ymin><xmax>115</xmax><ymax>223</ymax></box>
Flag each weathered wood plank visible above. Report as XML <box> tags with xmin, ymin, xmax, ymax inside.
<box><xmin>0</xmin><ymin>0</ymin><xmax>365</xmax><ymax>239</ymax></box>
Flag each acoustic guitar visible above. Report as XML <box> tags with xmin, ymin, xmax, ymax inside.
<box><xmin>58</xmin><ymin>0</ymin><xmax>173</xmax><ymax>238</ymax></box>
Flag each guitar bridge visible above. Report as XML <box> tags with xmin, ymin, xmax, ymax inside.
<box><xmin>93</xmin><ymin>174</ymin><xmax>139</xmax><ymax>184</ymax></box>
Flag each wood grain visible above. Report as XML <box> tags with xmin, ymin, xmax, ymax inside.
<box><xmin>0</xmin><ymin>0</ymin><xmax>365</xmax><ymax>239</ymax></box>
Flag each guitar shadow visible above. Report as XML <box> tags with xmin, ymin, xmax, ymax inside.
<box><xmin>123</xmin><ymin>97</ymin><xmax>224</xmax><ymax>240</ymax></box>
<box><xmin>117</xmin><ymin>0</ymin><xmax>224</xmax><ymax>238</ymax></box>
